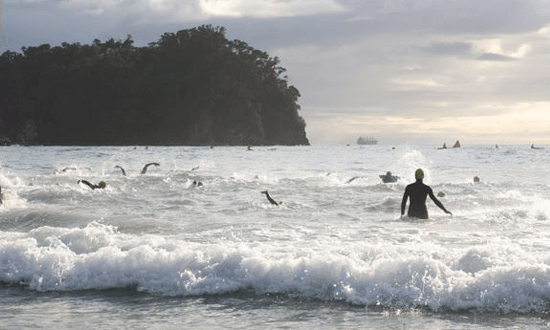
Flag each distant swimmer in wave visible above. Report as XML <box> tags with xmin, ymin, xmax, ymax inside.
<box><xmin>78</xmin><ymin>180</ymin><xmax>106</xmax><ymax>190</ymax></box>
<box><xmin>401</xmin><ymin>169</ymin><xmax>452</xmax><ymax>219</ymax></box>
<box><xmin>55</xmin><ymin>166</ymin><xmax>92</xmax><ymax>174</ymax></box>
<box><xmin>192</xmin><ymin>180</ymin><xmax>203</xmax><ymax>187</ymax></box>
<box><xmin>379</xmin><ymin>171</ymin><xmax>399</xmax><ymax>183</ymax></box>
<box><xmin>473</xmin><ymin>176</ymin><xmax>480</xmax><ymax>183</ymax></box>
<box><xmin>531</xmin><ymin>144</ymin><xmax>543</xmax><ymax>150</ymax></box>
<box><xmin>54</xmin><ymin>167</ymin><xmax>76</xmax><ymax>174</ymax></box>
<box><xmin>261</xmin><ymin>190</ymin><xmax>281</xmax><ymax>206</ymax></box>
<box><xmin>0</xmin><ymin>186</ymin><xmax>3</xmax><ymax>205</ymax></box>
<box><xmin>141</xmin><ymin>162</ymin><xmax>160</xmax><ymax>174</ymax></box>
<box><xmin>114</xmin><ymin>165</ymin><xmax>127</xmax><ymax>176</ymax></box>
<box><xmin>346</xmin><ymin>176</ymin><xmax>365</xmax><ymax>184</ymax></box>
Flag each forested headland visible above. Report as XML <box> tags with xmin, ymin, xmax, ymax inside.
<box><xmin>0</xmin><ymin>25</ymin><xmax>309</xmax><ymax>146</ymax></box>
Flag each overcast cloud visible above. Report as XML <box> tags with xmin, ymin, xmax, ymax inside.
<box><xmin>2</xmin><ymin>0</ymin><xmax>550</xmax><ymax>145</ymax></box>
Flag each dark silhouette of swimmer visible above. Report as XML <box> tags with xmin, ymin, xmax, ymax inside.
<box><xmin>114</xmin><ymin>165</ymin><xmax>127</xmax><ymax>176</ymax></box>
<box><xmin>401</xmin><ymin>169</ymin><xmax>451</xmax><ymax>219</ymax></box>
<box><xmin>54</xmin><ymin>167</ymin><xmax>77</xmax><ymax>174</ymax></box>
<box><xmin>261</xmin><ymin>191</ymin><xmax>281</xmax><ymax>206</ymax></box>
<box><xmin>0</xmin><ymin>186</ymin><xmax>3</xmax><ymax>205</ymax></box>
<box><xmin>192</xmin><ymin>180</ymin><xmax>203</xmax><ymax>187</ymax></box>
<box><xmin>141</xmin><ymin>162</ymin><xmax>160</xmax><ymax>174</ymax></box>
<box><xmin>346</xmin><ymin>176</ymin><xmax>365</xmax><ymax>184</ymax></box>
<box><xmin>78</xmin><ymin>180</ymin><xmax>106</xmax><ymax>190</ymax></box>
<box><xmin>379</xmin><ymin>171</ymin><xmax>399</xmax><ymax>183</ymax></box>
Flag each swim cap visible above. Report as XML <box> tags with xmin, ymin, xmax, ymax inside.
<box><xmin>415</xmin><ymin>168</ymin><xmax>424</xmax><ymax>180</ymax></box>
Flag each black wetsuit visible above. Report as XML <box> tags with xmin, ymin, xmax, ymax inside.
<box><xmin>115</xmin><ymin>165</ymin><xmax>127</xmax><ymax>176</ymax></box>
<box><xmin>380</xmin><ymin>174</ymin><xmax>399</xmax><ymax>183</ymax></box>
<box><xmin>262</xmin><ymin>191</ymin><xmax>280</xmax><ymax>206</ymax></box>
<box><xmin>401</xmin><ymin>179</ymin><xmax>450</xmax><ymax>219</ymax></box>
<box><xmin>141</xmin><ymin>163</ymin><xmax>160</xmax><ymax>174</ymax></box>
<box><xmin>78</xmin><ymin>180</ymin><xmax>105</xmax><ymax>190</ymax></box>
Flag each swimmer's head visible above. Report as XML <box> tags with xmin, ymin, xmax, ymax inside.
<box><xmin>387</xmin><ymin>171</ymin><xmax>392</xmax><ymax>176</ymax></box>
<box><xmin>437</xmin><ymin>191</ymin><xmax>445</xmax><ymax>197</ymax></box>
<box><xmin>415</xmin><ymin>168</ymin><xmax>424</xmax><ymax>180</ymax></box>
<box><xmin>473</xmin><ymin>176</ymin><xmax>480</xmax><ymax>183</ymax></box>
<box><xmin>99</xmin><ymin>181</ymin><xmax>107</xmax><ymax>188</ymax></box>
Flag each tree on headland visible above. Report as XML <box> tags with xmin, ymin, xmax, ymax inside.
<box><xmin>0</xmin><ymin>25</ymin><xmax>309</xmax><ymax>146</ymax></box>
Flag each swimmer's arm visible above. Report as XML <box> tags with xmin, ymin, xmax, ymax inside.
<box><xmin>429</xmin><ymin>191</ymin><xmax>452</xmax><ymax>216</ymax></box>
<box><xmin>78</xmin><ymin>180</ymin><xmax>95</xmax><ymax>190</ymax></box>
<box><xmin>401</xmin><ymin>189</ymin><xmax>409</xmax><ymax>216</ymax></box>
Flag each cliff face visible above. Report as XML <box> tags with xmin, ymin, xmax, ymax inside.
<box><xmin>0</xmin><ymin>25</ymin><xmax>309</xmax><ymax>146</ymax></box>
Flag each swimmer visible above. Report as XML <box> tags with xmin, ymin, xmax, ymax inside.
<box><xmin>261</xmin><ymin>190</ymin><xmax>281</xmax><ymax>206</ymax></box>
<box><xmin>192</xmin><ymin>180</ymin><xmax>203</xmax><ymax>187</ymax></box>
<box><xmin>437</xmin><ymin>191</ymin><xmax>445</xmax><ymax>197</ymax></box>
<box><xmin>0</xmin><ymin>186</ymin><xmax>3</xmax><ymax>205</ymax></box>
<box><xmin>78</xmin><ymin>180</ymin><xmax>106</xmax><ymax>190</ymax></box>
<box><xmin>401</xmin><ymin>169</ymin><xmax>452</xmax><ymax>219</ymax></box>
<box><xmin>114</xmin><ymin>165</ymin><xmax>127</xmax><ymax>176</ymax></box>
<box><xmin>379</xmin><ymin>171</ymin><xmax>399</xmax><ymax>183</ymax></box>
<box><xmin>141</xmin><ymin>162</ymin><xmax>160</xmax><ymax>174</ymax></box>
<box><xmin>54</xmin><ymin>167</ymin><xmax>76</xmax><ymax>174</ymax></box>
<box><xmin>346</xmin><ymin>176</ymin><xmax>365</xmax><ymax>184</ymax></box>
<box><xmin>473</xmin><ymin>176</ymin><xmax>480</xmax><ymax>183</ymax></box>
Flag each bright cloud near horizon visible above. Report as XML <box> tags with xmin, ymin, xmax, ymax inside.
<box><xmin>2</xmin><ymin>0</ymin><xmax>550</xmax><ymax>145</ymax></box>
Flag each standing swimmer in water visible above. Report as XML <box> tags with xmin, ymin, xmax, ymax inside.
<box><xmin>401</xmin><ymin>169</ymin><xmax>452</xmax><ymax>219</ymax></box>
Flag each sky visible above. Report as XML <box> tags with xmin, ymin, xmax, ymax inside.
<box><xmin>1</xmin><ymin>0</ymin><xmax>550</xmax><ymax>145</ymax></box>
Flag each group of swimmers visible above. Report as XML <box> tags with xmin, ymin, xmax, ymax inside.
<box><xmin>76</xmin><ymin>162</ymin><xmax>207</xmax><ymax>191</ymax></box>
<box><xmin>398</xmin><ymin>169</ymin><xmax>485</xmax><ymax>219</ymax></box>
<box><xmin>77</xmin><ymin>162</ymin><xmax>161</xmax><ymax>190</ymax></box>
<box><xmin>262</xmin><ymin>168</ymin><xmax>456</xmax><ymax>220</ymax></box>
<box><xmin>71</xmin><ymin>160</ymin><xmax>456</xmax><ymax>220</ymax></box>
<box><xmin>356</xmin><ymin>169</ymin><xmax>482</xmax><ymax>219</ymax></box>
<box><xmin>346</xmin><ymin>169</ymin><xmax>453</xmax><ymax>219</ymax></box>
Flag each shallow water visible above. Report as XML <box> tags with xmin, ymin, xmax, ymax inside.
<box><xmin>1</xmin><ymin>144</ymin><xmax>550</xmax><ymax>329</ymax></box>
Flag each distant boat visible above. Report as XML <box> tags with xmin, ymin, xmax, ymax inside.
<box><xmin>357</xmin><ymin>136</ymin><xmax>378</xmax><ymax>145</ymax></box>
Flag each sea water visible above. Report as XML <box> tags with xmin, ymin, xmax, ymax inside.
<box><xmin>1</xmin><ymin>144</ymin><xmax>550</xmax><ymax>329</ymax></box>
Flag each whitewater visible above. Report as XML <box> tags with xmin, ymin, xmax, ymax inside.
<box><xmin>1</xmin><ymin>144</ymin><xmax>550</xmax><ymax>329</ymax></box>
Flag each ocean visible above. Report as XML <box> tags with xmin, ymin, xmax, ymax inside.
<box><xmin>1</xmin><ymin>144</ymin><xmax>550</xmax><ymax>329</ymax></box>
